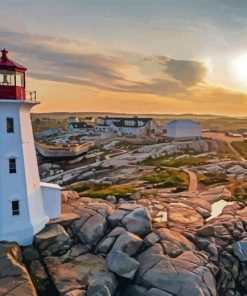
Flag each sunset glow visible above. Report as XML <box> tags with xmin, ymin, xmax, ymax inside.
<box><xmin>1</xmin><ymin>1</ymin><xmax>247</xmax><ymax>115</ymax></box>
<box><xmin>232</xmin><ymin>54</ymin><xmax>247</xmax><ymax>84</ymax></box>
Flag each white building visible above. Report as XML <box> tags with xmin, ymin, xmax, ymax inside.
<box><xmin>68</xmin><ymin>116</ymin><xmax>79</xmax><ymax>124</ymax></box>
<box><xmin>68</xmin><ymin>121</ymin><xmax>94</xmax><ymax>132</ymax></box>
<box><xmin>0</xmin><ymin>49</ymin><xmax>61</xmax><ymax>246</ymax></box>
<box><xmin>96</xmin><ymin>116</ymin><xmax>161</xmax><ymax>137</ymax></box>
<box><xmin>165</xmin><ymin>119</ymin><xmax>202</xmax><ymax>139</ymax></box>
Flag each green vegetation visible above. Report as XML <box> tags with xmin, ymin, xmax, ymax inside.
<box><xmin>217</xmin><ymin>144</ymin><xmax>240</xmax><ymax>160</ymax></box>
<box><xmin>69</xmin><ymin>183</ymin><xmax>136</xmax><ymax>199</ymax></box>
<box><xmin>32</xmin><ymin>118</ymin><xmax>68</xmax><ymax>133</ymax></box>
<box><xmin>141</xmin><ymin>169</ymin><xmax>189</xmax><ymax>191</ymax></box>
<box><xmin>217</xmin><ymin>151</ymin><xmax>239</xmax><ymax>160</ymax></box>
<box><xmin>226</xmin><ymin>181</ymin><xmax>247</xmax><ymax>201</ymax></box>
<box><xmin>232</xmin><ymin>141</ymin><xmax>247</xmax><ymax>159</ymax></box>
<box><xmin>142</xmin><ymin>155</ymin><xmax>211</xmax><ymax>168</ymax></box>
<box><xmin>68</xmin><ymin>182</ymin><xmax>92</xmax><ymax>193</ymax></box>
<box><xmin>197</xmin><ymin>173</ymin><xmax>228</xmax><ymax>186</ymax></box>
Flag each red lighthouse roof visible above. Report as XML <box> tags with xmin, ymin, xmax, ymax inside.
<box><xmin>0</xmin><ymin>49</ymin><xmax>27</xmax><ymax>71</ymax></box>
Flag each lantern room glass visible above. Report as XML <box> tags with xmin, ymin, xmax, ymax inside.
<box><xmin>16</xmin><ymin>72</ymin><xmax>24</xmax><ymax>87</ymax></box>
<box><xmin>0</xmin><ymin>70</ymin><xmax>24</xmax><ymax>87</ymax></box>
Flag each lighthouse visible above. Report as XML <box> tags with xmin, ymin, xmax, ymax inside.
<box><xmin>0</xmin><ymin>49</ymin><xmax>61</xmax><ymax>246</ymax></box>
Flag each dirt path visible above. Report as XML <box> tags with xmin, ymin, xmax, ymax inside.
<box><xmin>104</xmin><ymin>150</ymin><xmax>128</xmax><ymax>160</ymax></box>
<box><xmin>183</xmin><ymin>168</ymin><xmax>198</xmax><ymax>194</ymax></box>
<box><xmin>227</xmin><ymin>142</ymin><xmax>246</xmax><ymax>162</ymax></box>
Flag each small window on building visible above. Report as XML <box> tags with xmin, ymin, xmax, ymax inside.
<box><xmin>9</xmin><ymin>158</ymin><xmax>16</xmax><ymax>174</ymax></box>
<box><xmin>12</xmin><ymin>200</ymin><xmax>20</xmax><ymax>216</ymax></box>
<box><xmin>7</xmin><ymin>118</ymin><xmax>14</xmax><ymax>133</ymax></box>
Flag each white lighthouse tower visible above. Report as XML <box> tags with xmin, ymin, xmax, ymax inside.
<box><xmin>0</xmin><ymin>49</ymin><xmax>61</xmax><ymax>246</ymax></box>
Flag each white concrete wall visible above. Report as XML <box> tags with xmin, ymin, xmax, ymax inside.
<box><xmin>0</xmin><ymin>101</ymin><xmax>49</xmax><ymax>245</ymax></box>
<box><xmin>41</xmin><ymin>182</ymin><xmax>61</xmax><ymax>219</ymax></box>
<box><xmin>166</xmin><ymin>121</ymin><xmax>202</xmax><ymax>138</ymax></box>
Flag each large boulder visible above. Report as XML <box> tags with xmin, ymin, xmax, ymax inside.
<box><xmin>61</xmin><ymin>191</ymin><xmax>80</xmax><ymax>203</ymax></box>
<box><xmin>147</xmin><ymin>288</ymin><xmax>172</xmax><ymax>296</ymax></box>
<box><xmin>65</xmin><ymin>290</ymin><xmax>86</xmax><ymax>296</ymax></box>
<box><xmin>35</xmin><ymin>224</ymin><xmax>71</xmax><ymax>256</ymax></box>
<box><xmin>95</xmin><ymin>227</ymin><xmax>126</xmax><ymax>255</ymax></box>
<box><xmin>181</xmin><ymin>198</ymin><xmax>211</xmax><ymax>219</ymax></box>
<box><xmin>106</xmin><ymin>250</ymin><xmax>140</xmax><ymax>279</ymax></box>
<box><xmin>136</xmin><ymin>249</ymin><xmax>217</xmax><ymax>296</ymax></box>
<box><xmin>122</xmin><ymin>207</ymin><xmax>152</xmax><ymax>236</ymax></box>
<box><xmin>155</xmin><ymin>228</ymin><xmax>195</xmax><ymax>257</ymax></box>
<box><xmin>29</xmin><ymin>259</ymin><xmax>49</xmax><ymax>293</ymax></box>
<box><xmin>23</xmin><ymin>246</ymin><xmax>40</xmax><ymax>261</ymax></box>
<box><xmin>39</xmin><ymin>163</ymin><xmax>53</xmax><ymax>173</ymax></box>
<box><xmin>108</xmin><ymin>209</ymin><xmax>129</xmax><ymax>227</ymax></box>
<box><xmin>144</xmin><ymin>232</ymin><xmax>160</xmax><ymax>247</ymax></box>
<box><xmin>124</xmin><ymin>284</ymin><xmax>148</xmax><ymax>296</ymax></box>
<box><xmin>0</xmin><ymin>242</ymin><xmax>37</xmax><ymax>296</ymax></box>
<box><xmin>233</xmin><ymin>237</ymin><xmax>247</xmax><ymax>261</ymax></box>
<box><xmin>227</xmin><ymin>165</ymin><xmax>247</xmax><ymax>175</ymax></box>
<box><xmin>48</xmin><ymin>253</ymin><xmax>107</xmax><ymax>295</ymax></box>
<box><xmin>111</xmin><ymin>231</ymin><xmax>143</xmax><ymax>256</ymax></box>
<box><xmin>77</xmin><ymin>213</ymin><xmax>107</xmax><ymax>246</ymax></box>
<box><xmin>87</xmin><ymin>272</ymin><xmax>118</xmax><ymax>296</ymax></box>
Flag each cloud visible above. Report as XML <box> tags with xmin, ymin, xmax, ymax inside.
<box><xmin>113</xmin><ymin>78</ymin><xmax>185</xmax><ymax>96</ymax></box>
<box><xmin>0</xmin><ymin>30</ymin><xmax>194</xmax><ymax>95</ymax></box>
<box><xmin>165</xmin><ymin>58</ymin><xmax>206</xmax><ymax>86</ymax></box>
<box><xmin>1</xmin><ymin>29</ymin><xmax>247</xmax><ymax>114</ymax></box>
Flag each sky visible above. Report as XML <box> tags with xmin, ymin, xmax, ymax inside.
<box><xmin>1</xmin><ymin>0</ymin><xmax>247</xmax><ymax>115</ymax></box>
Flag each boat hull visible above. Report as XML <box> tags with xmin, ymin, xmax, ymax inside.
<box><xmin>35</xmin><ymin>141</ymin><xmax>93</xmax><ymax>159</ymax></box>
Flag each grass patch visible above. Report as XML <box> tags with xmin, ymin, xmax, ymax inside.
<box><xmin>217</xmin><ymin>144</ymin><xmax>240</xmax><ymax>160</ymax></box>
<box><xmin>68</xmin><ymin>182</ymin><xmax>91</xmax><ymax>193</ymax></box>
<box><xmin>141</xmin><ymin>169</ymin><xmax>189</xmax><ymax>191</ymax></box>
<box><xmin>232</xmin><ymin>141</ymin><xmax>247</xmax><ymax>159</ymax></box>
<box><xmin>76</xmin><ymin>184</ymin><xmax>137</xmax><ymax>199</ymax></box>
<box><xmin>197</xmin><ymin>173</ymin><xmax>228</xmax><ymax>186</ymax></box>
<box><xmin>85</xmin><ymin>184</ymin><xmax>136</xmax><ymax>199</ymax></box>
<box><xmin>142</xmin><ymin>155</ymin><xmax>211</xmax><ymax>168</ymax></box>
<box><xmin>226</xmin><ymin>181</ymin><xmax>247</xmax><ymax>201</ymax></box>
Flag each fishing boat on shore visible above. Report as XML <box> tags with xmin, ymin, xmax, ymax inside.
<box><xmin>35</xmin><ymin>141</ymin><xmax>94</xmax><ymax>159</ymax></box>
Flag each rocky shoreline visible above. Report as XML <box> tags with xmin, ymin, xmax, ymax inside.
<box><xmin>2</xmin><ymin>188</ymin><xmax>247</xmax><ymax>296</ymax></box>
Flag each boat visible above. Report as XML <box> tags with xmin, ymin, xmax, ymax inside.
<box><xmin>35</xmin><ymin>141</ymin><xmax>94</xmax><ymax>159</ymax></box>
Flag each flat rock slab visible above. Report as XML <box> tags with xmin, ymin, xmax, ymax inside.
<box><xmin>48</xmin><ymin>253</ymin><xmax>107</xmax><ymax>295</ymax></box>
<box><xmin>118</xmin><ymin>204</ymin><xmax>143</xmax><ymax>211</ymax></box>
<box><xmin>155</xmin><ymin>228</ymin><xmax>195</xmax><ymax>257</ymax></box>
<box><xmin>168</xmin><ymin>204</ymin><xmax>204</xmax><ymax>229</ymax></box>
<box><xmin>35</xmin><ymin>224</ymin><xmax>71</xmax><ymax>256</ymax></box>
<box><xmin>48</xmin><ymin>213</ymin><xmax>80</xmax><ymax>225</ymax></box>
<box><xmin>136</xmin><ymin>249</ymin><xmax>217</xmax><ymax>296</ymax></box>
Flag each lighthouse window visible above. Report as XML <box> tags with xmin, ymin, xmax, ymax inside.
<box><xmin>12</xmin><ymin>201</ymin><xmax>20</xmax><ymax>216</ymax></box>
<box><xmin>0</xmin><ymin>70</ymin><xmax>15</xmax><ymax>86</ymax></box>
<box><xmin>9</xmin><ymin>158</ymin><xmax>16</xmax><ymax>174</ymax></box>
<box><xmin>16</xmin><ymin>73</ymin><xmax>24</xmax><ymax>87</ymax></box>
<box><xmin>6</xmin><ymin>118</ymin><xmax>14</xmax><ymax>133</ymax></box>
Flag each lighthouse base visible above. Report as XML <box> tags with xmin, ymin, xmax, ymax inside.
<box><xmin>0</xmin><ymin>214</ymin><xmax>49</xmax><ymax>246</ymax></box>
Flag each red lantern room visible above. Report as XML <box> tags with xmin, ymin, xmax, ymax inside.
<box><xmin>0</xmin><ymin>49</ymin><xmax>27</xmax><ymax>100</ymax></box>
